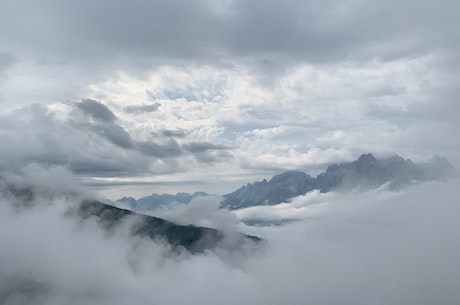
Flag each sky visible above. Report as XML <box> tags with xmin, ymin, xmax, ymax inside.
<box><xmin>1</xmin><ymin>0</ymin><xmax>459</xmax><ymax>199</ymax></box>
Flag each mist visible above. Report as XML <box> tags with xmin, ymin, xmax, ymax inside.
<box><xmin>1</xmin><ymin>168</ymin><xmax>459</xmax><ymax>305</ymax></box>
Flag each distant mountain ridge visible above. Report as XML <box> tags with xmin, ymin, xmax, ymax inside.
<box><xmin>0</xmin><ymin>179</ymin><xmax>261</xmax><ymax>253</ymax></box>
<box><xmin>221</xmin><ymin>154</ymin><xmax>457</xmax><ymax>209</ymax></box>
<box><xmin>118</xmin><ymin>191</ymin><xmax>210</xmax><ymax>211</ymax></box>
<box><xmin>78</xmin><ymin>200</ymin><xmax>261</xmax><ymax>252</ymax></box>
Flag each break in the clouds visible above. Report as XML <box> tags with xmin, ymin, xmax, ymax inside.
<box><xmin>0</xmin><ymin>0</ymin><xmax>459</xmax><ymax>196</ymax></box>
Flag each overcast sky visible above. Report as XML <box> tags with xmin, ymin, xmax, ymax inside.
<box><xmin>1</xmin><ymin>0</ymin><xmax>459</xmax><ymax>198</ymax></box>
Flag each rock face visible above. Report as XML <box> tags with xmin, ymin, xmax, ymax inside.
<box><xmin>221</xmin><ymin>154</ymin><xmax>457</xmax><ymax>209</ymax></box>
<box><xmin>222</xmin><ymin>171</ymin><xmax>316</xmax><ymax>210</ymax></box>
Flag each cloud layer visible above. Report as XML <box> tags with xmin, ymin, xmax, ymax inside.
<box><xmin>1</xmin><ymin>169</ymin><xmax>459</xmax><ymax>305</ymax></box>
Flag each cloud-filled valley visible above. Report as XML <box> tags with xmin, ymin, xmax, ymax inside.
<box><xmin>1</xmin><ymin>168</ymin><xmax>459</xmax><ymax>305</ymax></box>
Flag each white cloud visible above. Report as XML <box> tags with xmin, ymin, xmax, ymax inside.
<box><xmin>1</xmin><ymin>170</ymin><xmax>459</xmax><ymax>304</ymax></box>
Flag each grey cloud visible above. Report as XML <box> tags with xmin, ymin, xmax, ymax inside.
<box><xmin>136</xmin><ymin>140</ymin><xmax>182</xmax><ymax>158</ymax></box>
<box><xmin>183</xmin><ymin>142</ymin><xmax>232</xmax><ymax>164</ymax></box>
<box><xmin>123</xmin><ymin>103</ymin><xmax>160</xmax><ymax>114</ymax></box>
<box><xmin>160</xmin><ymin>129</ymin><xmax>187</xmax><ymax>138</ymax></box>
<box><xmin>76</xmin><ymin>99</ymin><xmax>117</xmax><ymax>122</ymax></box>
<box><xmin>366</xmin><ymin>84</ymin><xmax>406</xmax><ymax>97</ymax></box>
<box><xmin>1</xmin><ymin>0</ymin><xmax>457</xmax><ymax>69</ymax></box>
<box><xmin>0</xmin><ymin>52</ymin><xmax>16</xmax><ymax>69</ymax></box>
<box><xmin>0</xmin><ymin>53</ymin><xmax>17</xmax><ymax>97</ymax></box>
<box><xmin>183</xmin><ymin>141</ymin><xmax>232</xmax><ymax>164</ymax></box>
<box><xmin>73</xmin><ymin>101</ymin><xmax>233</xmax><ymax>163</ymax></box>
<box><xmin>71</xmin><ymin>100</ymin><xmax>135</xmax><ymax>149</ymax></box>
<box><xmin>89</xmin><ymin>123</ymin><xmax>134</xmax><ymax>149</ymax></box>
<box><xmin>68</xmin><ymin>159</ymin><xmax>147</xmax><ymax>177</ymax></box>
<box><xmin>0</xmin><ymin>104</ymin><xmax>182</xmax><ymax>178</ymax></box>
<box><xmin>183</xmin><ymin>141</ymin><xmax>229</xmax><ymax>154</ymax></box>
<box><xmin>193</xmin><ymin>150</ymin><xmax>233</xmax><ymax>164</ymax></box>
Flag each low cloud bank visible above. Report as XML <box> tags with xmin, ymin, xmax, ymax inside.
<box><xmin>1</xmin><ymin>168</ymin><xmax>459</xmax><ymax>304</ymax></box>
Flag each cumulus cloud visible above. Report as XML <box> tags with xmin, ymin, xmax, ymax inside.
<box><xmin>0</xmin><ymin>169</ymin><xmax>459</xmax><ymax>305</ymax></box>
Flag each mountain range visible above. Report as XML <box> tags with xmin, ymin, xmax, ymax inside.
<box><xmin>221</xmin><ymin>153</ymin><xmax>457</xmax><ymax>209</ymax></box>
<box><xmin>117</xmin><ymin>153</ymin><xmax>456</xmax><ymax>211</ymax></box>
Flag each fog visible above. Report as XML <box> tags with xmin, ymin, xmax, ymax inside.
<box><xmin>1</xmin><ymin>169</ymin><xmax>459</xmax><ymax>305</ymax></box>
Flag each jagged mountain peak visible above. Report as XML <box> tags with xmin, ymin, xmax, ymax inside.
<box><xmin>221</xmin><ymin>153</ymin><xmax>456</xmax><ymax>210</ymax></box>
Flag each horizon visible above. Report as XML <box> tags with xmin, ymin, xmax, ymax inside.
<box><xmin>95</xmin><ymin>152</ymin><xmax>457</xmax><ymax>200</ymax></box>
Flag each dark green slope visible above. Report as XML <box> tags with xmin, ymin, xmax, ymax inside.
<box><xmin>78</xmin><ymin>200</ymin><xmax>261</xmax><ymax>253</ymax></box>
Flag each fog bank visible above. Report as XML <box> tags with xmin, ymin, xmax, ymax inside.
<box><xmin>1</xmin><ymin>173</ymin><xmax>459</xmax><ymax>304</ymax></box>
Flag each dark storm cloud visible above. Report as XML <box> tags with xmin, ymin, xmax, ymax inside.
<box><xmin>1</xmin><ymin>0</ymin><xmax>457</xmax><ymax>69</ymax></box>
<box><xmin>123</xmin><ymin>103</ymin><xmax>161</xmax><ymax>114</ymax></box>
<box><xmin>76</xmin><ymin>99</ymin><xmax>117</xmax><ymax>122</ymax></box>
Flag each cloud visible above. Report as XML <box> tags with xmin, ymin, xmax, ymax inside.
<box><xmin>123</xmin><ymin>103</ymin><xmax>161</xmax><ymax>114</ymax></box>
<box><xmin>2</xmin><ymin>0</ymin><xmax>457</xmax><ymax>67</ymax></box>
<box><xmin>91</xmin><ymin>123</ymin><xmax>134</xmax><ymax>149</ymax></box>
<box><xmin>183</xmin><ymin>141</ymin><xmax>229</xmax><ymax>153</ymax></box>
<box><xmin>76</xmin><ymin>99</ymin><xmax>117</xmax><ymax>123</ymax></box>
<box><xmin>0</xmin><ymin>103</ymin><xmax>151</xmax><ymax>177</ymax></box>
<box><xmin>0</xmin><ymin>100</ymin><xmax>239</xmax><ymax>186</ymax></box>
<box><xmin>0</xmin><ymin>53</ymin><xmax>16</xmax><ymax>79</ymax></box>
<box><xmin>159</xmin><ymin>129</ymin><xmax>187</xmax><ymax>138</ymax></box>
<box><xmin>135</xmin><ymin>140</ymin><xmax>182</xmax><ymax>158</ymax></box>
<box><xmin>0</xmin><ymin>0</ymin><xmax>459</xmax><ymax>197</ymax></box>
<box><xmin>1</xmin><ymin>169</ymin><xmax>459</xmax><ymax>304</ymax></box>
<box><xmin>151</xmin><ymin>195</ymin><xmax>239</xmax><ymax>233</ymax></box>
